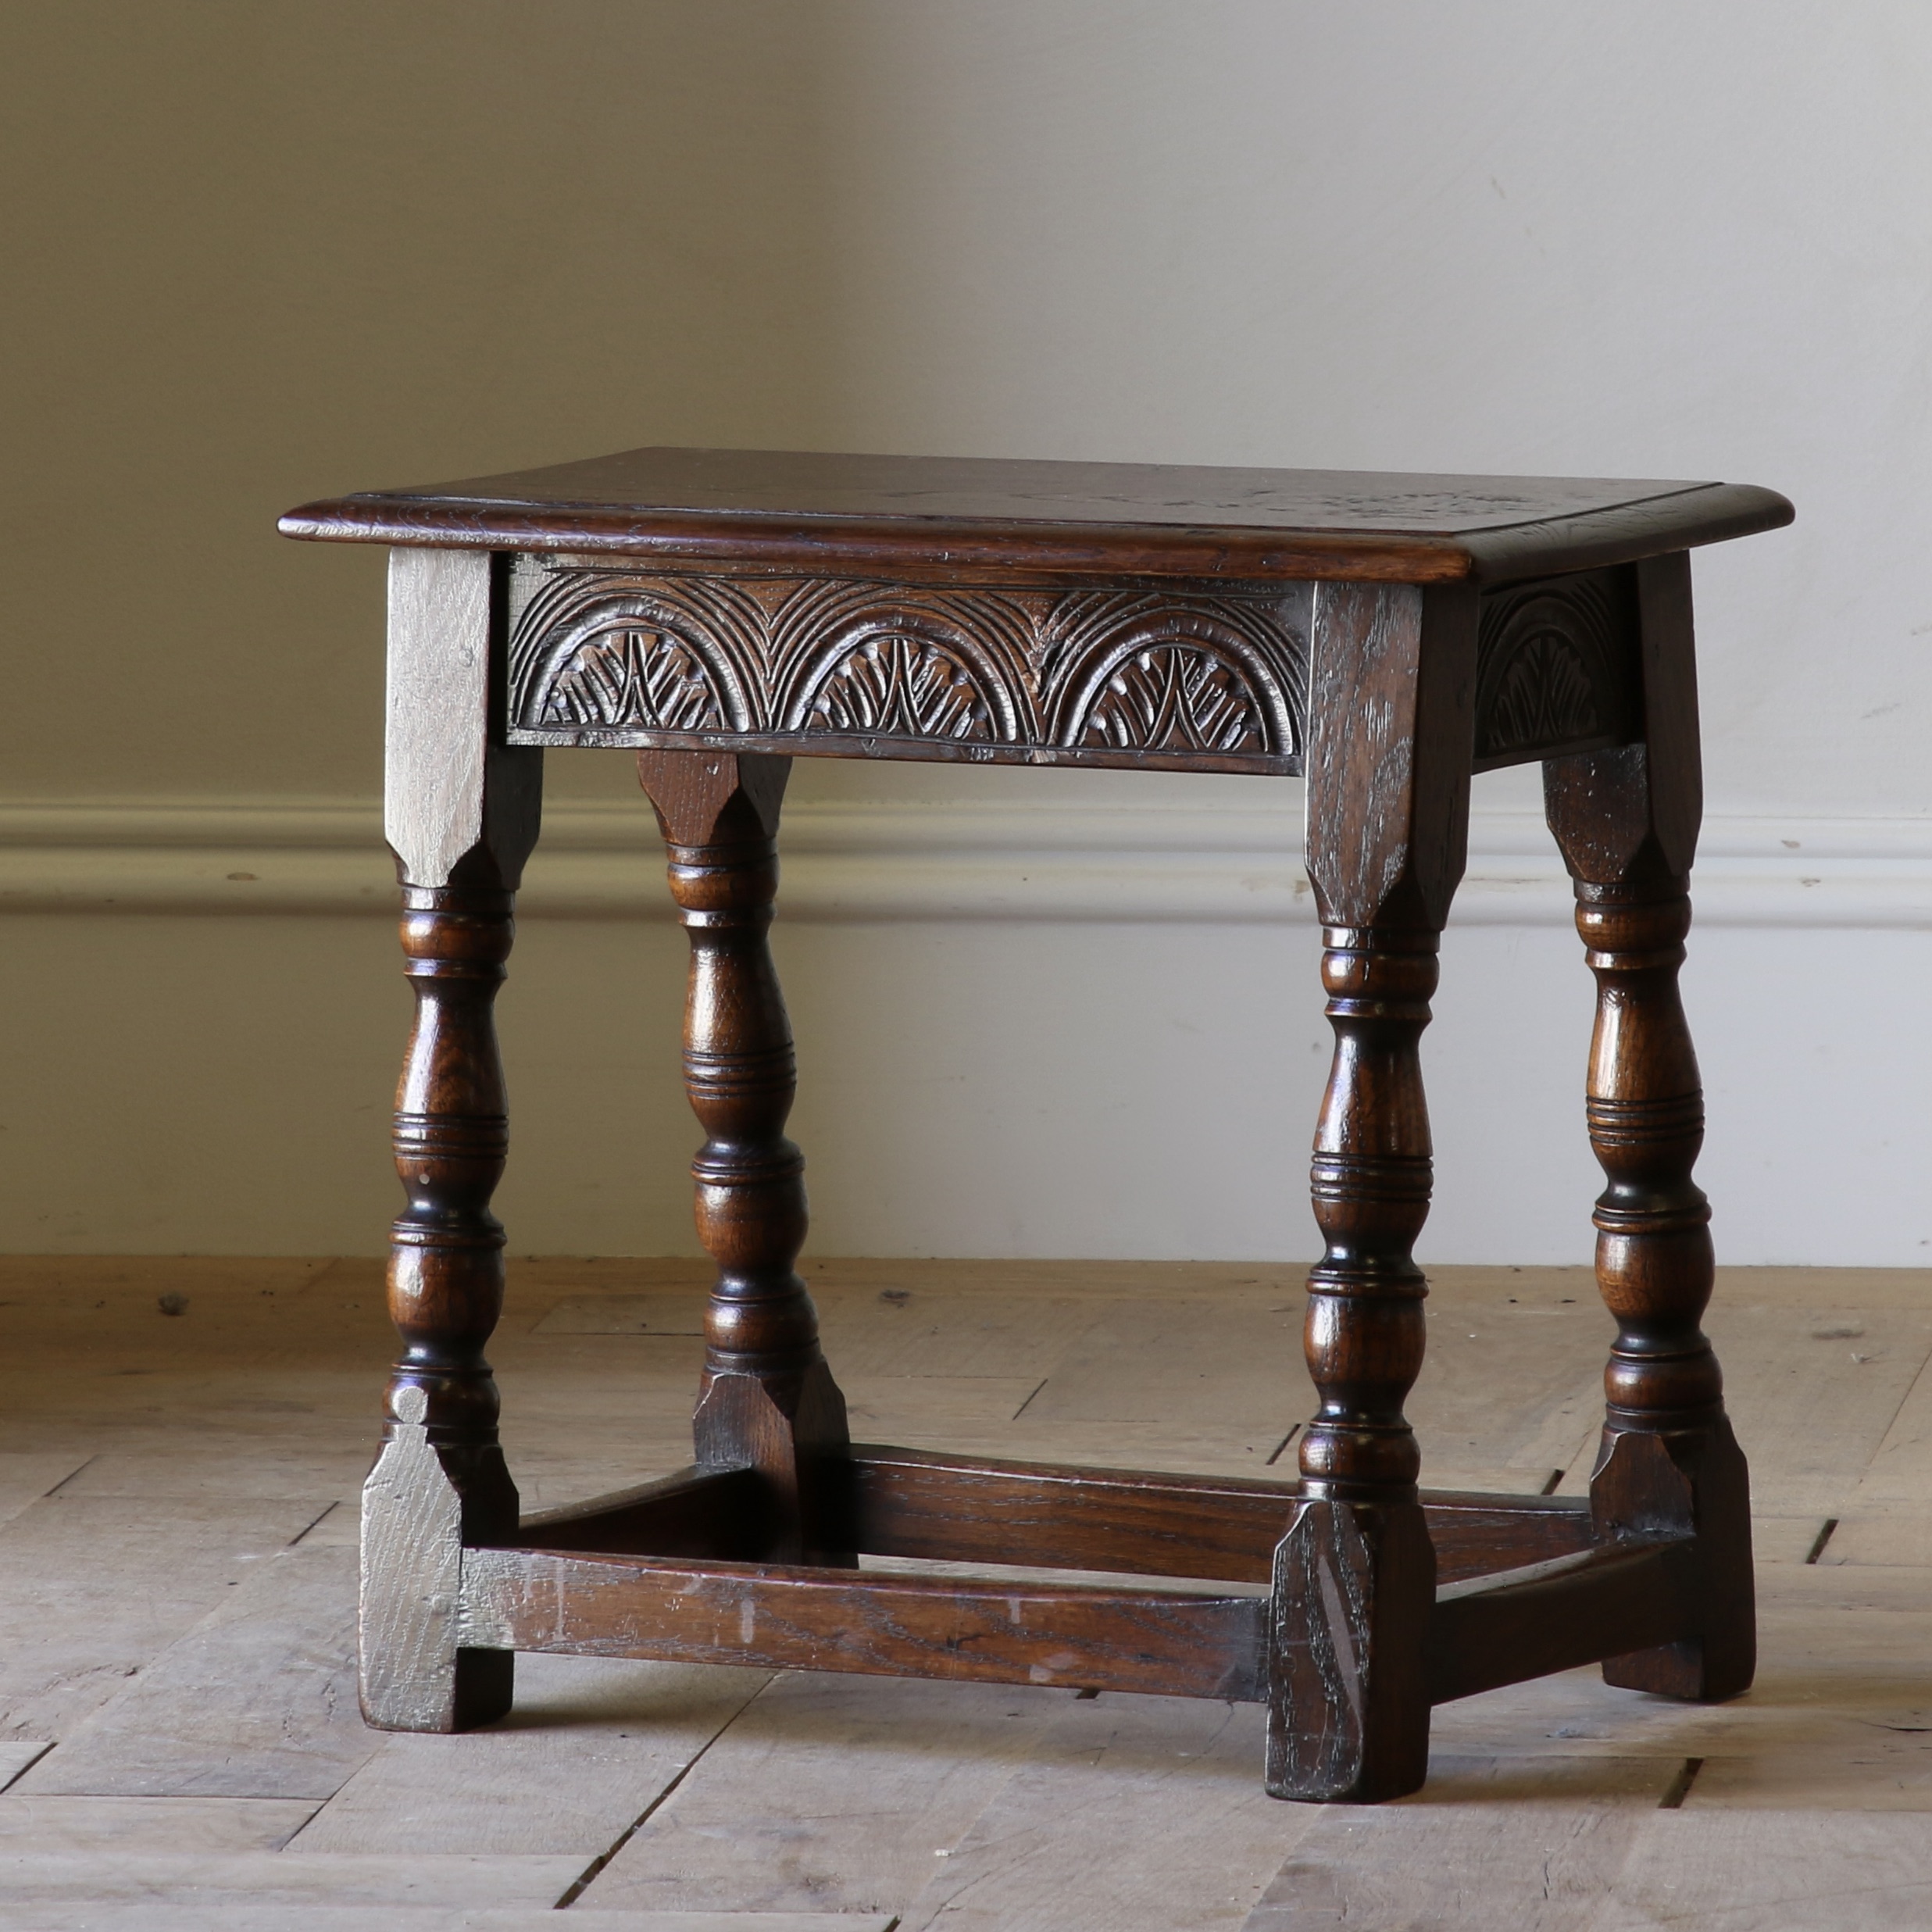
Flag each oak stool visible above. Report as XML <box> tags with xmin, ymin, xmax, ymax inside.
<box><xmin>281</xmin><ymin>450</ymin><xmax>1792</xmax><ymax>1802</ymax></box>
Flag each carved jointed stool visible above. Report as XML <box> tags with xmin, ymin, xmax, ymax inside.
<box><xmin>280</xmin><ymin>449</ymin><xmax>1791</xmax><ymax>1802</ymax></box>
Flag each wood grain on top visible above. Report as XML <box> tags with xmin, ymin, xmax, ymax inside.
<box><xmin>280</xmin><ymin>446</ymin><xmax>1791</xmax><ymax>584</ymax></box>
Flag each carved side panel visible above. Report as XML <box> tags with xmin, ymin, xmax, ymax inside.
<box><xmin>504</xmin><ymin>563</ymin><xmax>1310</xmax><ymax>773</ymax></box>
<box><xmin>1473</xmin><ymin>568</ymin><xmax>1640</xmax><ymax>773</ymax></box>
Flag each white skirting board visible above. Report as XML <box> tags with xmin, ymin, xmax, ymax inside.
<box><xmin>0</xmin><ymin>795</ymin><xmax>1929</xmax><ymax>928</ymax></box>
<box><xmin>0</xmin><ymin>795</ymin><xmax>1927</xmax><ymax>1264</ymax></box>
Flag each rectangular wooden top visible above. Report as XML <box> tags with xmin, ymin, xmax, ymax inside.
<box><xmin>280</xmin><ymin>446</ymin><xmax>1791</xmax><ymax>585</ymax></box>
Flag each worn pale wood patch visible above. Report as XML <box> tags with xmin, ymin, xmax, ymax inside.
<box><xmin>0</xmin><ymin>1795</ymin><xmax>316</xmax><ymax>1849</ymax></box>
<box><xmin>0</xmin><ymin>1850</ymin><xmax>581</xmax><ymax>1909</ymax></box>
<box><xmin>1691</xmin><ymin>1737</ymin><xmax>1932</xmax><ymax>1812</ymax></box>
<box><xmin>530</xmin><ymin>1295</ymin><xmax>707</xmax><ymax>1337</ymax></box>
<box><xmin>491</xmin><ymin>1351</ymin><xmax>707</xmax><ymax>1429</ymax></box>
<box><xmin>1409</xmin><ymin>1298</ymin><xmax>1609</xmax><ymax>1481</ymax></box>
<box><xmin>800</xmin><ymin>1258</ymin><xmax>1306</xmax><ymax>1304</ymax></box>
<box><xmin>1599</xmin><ymin>1810</ymin><xmax>1932</xmax><ymax>1928</ymax></box>
<box><xmin>0</xmin><ymin>1744</ymin><xmax>50</xmax><ymax>1791</ymax></box>
<box><xmin>295</xmin><ymin>1653</ymin><xmax>767</xmax><ymax>1855</ymax></box>
<box><xmin>1242</xmin><ymin>1773</ymin><xmax>1670</xmax><ymax>1929</ymax></box>
<box><xmin>1821</xmin><ymin>1515</ymin><xmax>1932</xmax><ymax>1566</ymax></box>
<box><xmin>1830</xmin><ymin>1341</ymin><xmax>1932</xmax><ymax>1522</ymax></box>
<box><xmin>49</xmin><ymin>1451</ymin><xmax>372</xmax><ymax>1502</ymax></box>
<box><xmin>294</xmin><ymin>1502</ymin><xmax>358</xmax><ymax>1548</ymax></box>
<box><xmin>0</xmin><ymin>1494</ymin><xmax>327</xmax><ymax>1740</ymax></box>
<box><xmin>14</xmin><ymin>1545</ymin><xmax>371</xmax><ymax>1799</ymax></box>
<box><xmin>1702</xmin><ymin>1302</ymin><xmax>1932</xmax><ymax>1517</ymax></box>
<box><xmin>814</xmin><ymin>1288</ymin><xmax>1108</xmax><ymax>1380</ymax></box>
<box><xmin>0</xmin><ymin>1456</ymin><xmax>91</xmax><ymax>1529</ymax></box>
<box><xmin>580</xmin><ymin>1673</ymin><xmax>1065</xmax><ymax>1916</ymax></box>
<box><xmin>898</xmin><ymin>1694</ymin><xmax>1317</xmax><ymax>1932</ymax></box>
<box><xmin>1017</xmin><ymin>1299</ymin><xmax>1303</xmax><ymax>1432</ymax></box>
<box><xmin>0</xmin><ymin>1909</ymin><xmax>893</xmax><ymax>1932</ymax></box>
<box><xmin>839</xmin><ymin>1373</ymin><xmax>1055</xmax><ymax>1441</ymax></box>
<box><xmin>0</xmin><ymin>1257</ymin><xmax>334</xmax><ymax>1309</ymax></box>
<box><xmin>1753</xmin><ymin>1516</ymin><xmax>1834</xmax><ymax>1564</ymax></box>
<box><xmin>1705</xmin><ymin>1267</ymin><xmax>1932</xmax><ymax>1311</ymax></box>
<box><xmin>360</xmin><ymin>1387</ymin><xmax>465</xmax><ymax>1734</ymax></box>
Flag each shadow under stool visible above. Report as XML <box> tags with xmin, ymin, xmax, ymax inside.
<box><xmin>280</xmin><ymin>448</ymin><xmax>1792</xmax><ymax>1802</ymax></box>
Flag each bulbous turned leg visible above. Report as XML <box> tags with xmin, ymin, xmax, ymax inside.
<box><xmin>1268</xmin><ymin>925</ymin><xmax>1437</xmax><ymax>1803</ymax></box>
<box><xmin>360</xmin><ymin>548</ymin><xmax>540</xmax><ymax>1733</ymax></box>
<box><xmin>1542</xmin><ymin>556</ymin><xmax>1752</xmax><ymax>1702</ymax></box>
<box><xmin>362</xmin><ymin>885</ymin><xmax>520</xmax><ymax>1731</ymax></box>
<box><xmin>637</xmin><ymin>751</ymin><xmax>849</xmax><ymax>1562</ymax></box>
<box><xmin>1566</xmin><ymin>863</ymin><xmax>1752</xmax><ymax>1699</ymax></box>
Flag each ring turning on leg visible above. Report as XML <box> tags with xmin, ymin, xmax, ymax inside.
<box><xmin>638</xmin><ymin>751</ymin><xmax>850</xmax><ymax>1562</ymax></box>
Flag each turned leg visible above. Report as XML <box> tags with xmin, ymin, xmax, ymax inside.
<box><xmin>637</xmin><ymin>750</ymin><xmax>849</xmax><ymax>1562</ymax></box>
<box><xmin>1273</xmin><ymin>923</ymin><xmax>1439</xmax><ymax>1798</ymax></box>
<box><xmin>361</xmin><ymin>548</ymin><xmax>541</xmax><ymax>1732</ymax></box>
<box><xmin>1270</xmin><ymin>581</ymin><xmax>1477</xmax><ymax>1802</ymax></box>
<box><xmin>1544</xmin><ymin>552</ymin><xmax>1753</xmax><ymax>1702</ymax></box>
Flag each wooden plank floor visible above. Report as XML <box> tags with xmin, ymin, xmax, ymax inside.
<box><xmin>0</xmin><ymin>1258</ymin><xmax>1927</xmax><ymax>1928</ymax></box>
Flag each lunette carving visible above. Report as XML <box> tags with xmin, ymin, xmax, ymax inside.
<box><xmin>805</xmin><ymin>633</ymin><xmax>995</xmax><ymax>741</ymax></box>
<box><xmin>1473</xmin><ymin>569</ymin><xmax>1639</xmax><ymax>772</ymax></box>
<box><xmin>505</xmin><ymin>564</ymin><xmax>1309</xmax><ymax>773</ymax></box>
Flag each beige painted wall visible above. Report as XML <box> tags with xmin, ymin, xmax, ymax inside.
<box><xmin>3</xmin><ymin>0</ymin><xmax>841</xmax><ymax>802</ymax></box>
<box><xmin>4</xmin><ymin>3</ymin><xmax>1930</xmax><ymax>1262</ymax></box>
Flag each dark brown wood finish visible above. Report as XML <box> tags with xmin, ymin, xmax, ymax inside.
<box><xmin>1266</xmin><ymin>581</ymin><xmax>1477</xmax><ymax>1802</ymax></box>
<box><xmin>516</xmin><ymin>1464</ymin><xmax>775</xmax><ymax>1562</ymax></box>
<box><xmin>515</xmin><ymin>1445</ymin><xmax>1595</xmax><ymax>1583</ymax></box>
<box><xmin>634</xmin><ymin>751</ymin><xmax>851</xmax><ymax>1562</ymax></box>
<box><xmin>474</xmin><ymin>1446</ymin><xmax>1692</xmax><ymax>1709</ymax></box>
<box><xmin>1426</xmin><ymin>1535</ymin><xmax>1700</xmax><ymax>1704</ymax></box>
<box><xmin>1544</xmin><ymin>550</ymin><xmax>1755</xmax><ymax>1702</ymax></box>
<box><xmin>842</xmin><ymin>1445</ymin><xmax>1593</xmax><ymax>1585</ymax></box>
<box><xmin>282</xmin><ymin>448</ymin><xmax>1787</xmax><ymax>1802</ymax></box>
<box><xmin>1472</xmin><ymin>566</ymin><xmax>1640</xmax><ymax>772</ymax></box>
<box><xmin>505</xmin><ymin>560</ymin><xmax>1311</xmax><ymax>773</ymax></box>
<box><xmin>461</xmin><ymin>1545</ymin><xmax>1269</xmax><ymax>1701</ymax></box>
<box><xmin>281</xmin><ymin>447</ymin><xmax>1790</xmax><ymax>586</ymax></box>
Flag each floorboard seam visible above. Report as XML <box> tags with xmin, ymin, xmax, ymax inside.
<box><xmin>549</xmin><ymin>1687</ymin><xmax>756</xmax><ymax>1909</ymax></box>
<box><xmin>270</xmin><ymin>1798</ymin><xmax>331</xmax><ymax>1849</ymax></box>
<box><xmin>1657</xmin><ymin>1756</ymin><xmax>1705</xmax><ymax>1809</ymax></box>
<box><xmin>0</xmin><ymin>1744</ymin><xmax>53</xmax><ymax>1794</ymax></box>
<box><xmin>1845</xmin><ymin>1343</ymin><xmax>1932</xmax><ymax>1506</ymax></box>
<box><xmin>40</xmin><ymin>1458</ymin><xmax>96</xmax><ymax>1499</ymax></box>
<box><xmin>285</xmin><ymin>1502</ymin><xmax>343</xmax><ymax>1549</ymax></box>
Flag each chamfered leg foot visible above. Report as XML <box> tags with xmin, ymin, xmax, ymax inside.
<box><xmin>1593</xmin><ymin>1419</ymin><xmax>1755</xmax><ymax>1701</ymax></box>
<box><xmin>1266</xmin><ymin>1497</ymin><xmax>1434</xmax><ymax>1802</ymax></box>
<box><xmin>361</xmin><ymin>1384</ymin><xmax>513</xmax><ymax>1731</ymax></box>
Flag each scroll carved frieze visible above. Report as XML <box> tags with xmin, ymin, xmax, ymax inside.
<box><xmin>1473</xmin><ymin>568</ymin><xmax>1641</xmax><ymax>771</ymax></box>
<box><xmin>505</xmin><ymin>562</ymin><xmax>1310</xmax><ymax>773</ymax></box>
